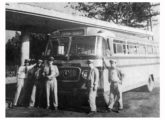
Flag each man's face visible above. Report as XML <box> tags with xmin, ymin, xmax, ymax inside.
<box><xmin>110</xmin><ymin>62</ymin><xmax>116</xmax><ymax>68</ymax></box>
<box><xmin>88</xmin><ymin>63</ymin><xmax>93</xmax><ymax>68</ymax></box>
<box><xmin>48</xmin><ymin>61</ymin><xmax>53</xmax><ymax>65</ymax></box>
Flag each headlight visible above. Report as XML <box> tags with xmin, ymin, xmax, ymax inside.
<box><xmin>81</xmin><ymin>70</ymin><xmax>88</xmax><ymax>79</ymax></box>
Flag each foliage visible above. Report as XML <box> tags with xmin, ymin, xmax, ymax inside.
<box><xmin>67</xmin><ymin>2</ymin><xmax>159</xmax><ymax>28</ymax></box>
<box><xmin>6</xmin><ymin>32</ymin><xmax>48</xmax><ymax>65</ymax></box>
<box><xmin>30</xmin><ymin>33</ymin><xmax>48</xmax><ymax>60</ymax></box>
<box><xmin>6</xmin><ymin>31</ymin><xmax>21</xmax><ymax>65</ymax></box>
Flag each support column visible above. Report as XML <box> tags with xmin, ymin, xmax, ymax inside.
<box><xmin>20</xmin><ymin>30</ymin><xmax>30</xmax><ymax>65</ymax></box>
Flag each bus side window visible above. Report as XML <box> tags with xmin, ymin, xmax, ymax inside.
<box><xmin>153</xmin><ymin>46</ymin><xmax>158</xmax><ymax>54</ymax></box>
<box><xmin>113</xmin><ymin>43</ymin><xmax>117</xmax><ymax>54</ymax></box>
<box><xmin>136</xmin><ymin>45</ymin><xmax>139</xmax><ymax>54</ymax></box>
<box><xmin>123</xmin><ymin>44</ymin><xmax>127</xmax><ymax>54</ymax></box>
<box><xmin>138</xmin><ymin>44</ymin><xmax>146</xmax><ymax>55</ymax></box>
<box><xmin>127</xmin><ymin>45</ymin><xmax>130</xmax><ymax>54</ymax></box>
<box><xmin>116</xmin><ymin>43</ymin><xmax>123</xmax><ymax>54</ymax></box>
<box><xmin>127</xmin><ymin>43</ymin><xmax>137</xmax><ymax>54</ymax></box>
<box><xmin>146</xmin><ymin>45</ymin><xmax>153</xmax><ymax>55</ymax></box>
<box><xmin>134</xmin><ymin>45</ymin><xmax>138</xmax><ymax>54</ymax></box>
<box><xmin>113</xmin><ymin>40</ymin><xmax>124</xmax><ymax>54</ymax></box>
<box><xmin>128</xmin><ymin>44</ymin><xmax>134</xmax><ymax>54</ymax></box>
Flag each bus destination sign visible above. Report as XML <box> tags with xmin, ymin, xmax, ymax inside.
<box><xmin>60</xmin><ymin>29</ymin><xmax>85</xmax><ymax>36</ymax></box>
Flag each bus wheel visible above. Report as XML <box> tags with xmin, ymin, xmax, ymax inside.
<box><xmin>147</xmin><ymin>75</ymin><xmax>155</xmax><ymax>92</ymax></box>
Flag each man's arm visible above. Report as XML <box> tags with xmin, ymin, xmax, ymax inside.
<box><xmin>102</xmin><ymin>58</ymin><xmax>109</xmax><ymax>69</ymax></box>
<box><xmin>28</xmin><ymin>64</ymin><xmax>36</xmax><ymax>70</ymax></box>
<box><xmin>93</xmin><ymin>69</ymin><xmax>99</xmax><ymax>91</ymax></box>
<box><xmin>17</xmin><ymin>66</ymin><xmax>27</xmax><ymax>79</ymax></box>
<box><xmin>17</xmin><ymin>66</ymin><xmax>22</xmax><ymax>76</ymax></box>
<box><xmin>54</xmin><ymin>66</ymin><xmax>59</xmax><ymax>77</ymax></box>
<box><xmin>117</xmin><ymin>69</ymin><xmax>124</xmax><ymax>83</ymax></box>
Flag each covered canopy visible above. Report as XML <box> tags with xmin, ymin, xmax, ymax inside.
<box><xmin>6</xmin><ymin>3</ymin><xmax>153</xmax><ymax>37</ymax></box>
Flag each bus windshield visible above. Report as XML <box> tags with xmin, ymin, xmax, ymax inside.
<box><xmin>70</xmin><ymin>36</ymin><xmax>96</xmax><ymax>56</ymax></box>
<box><xmin>45</xmin><ymin>36</ymin><xmax>97</xmax><ymax>59</ymax></box>
<box><xmin>45</xmin><ymin>37</ymin><xmax>69</xmax><ymax>57</ymax></box>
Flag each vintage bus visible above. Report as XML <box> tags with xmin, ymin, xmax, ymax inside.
<box><xmin>44</xmin><ymin>27</ymin><xmax>159</xmax><ymax>106</ymax></box>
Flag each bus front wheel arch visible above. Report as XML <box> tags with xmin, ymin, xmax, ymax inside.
<box><xmin>147</xmin><ymin>74</ymin><xmax>155</xmax><ymax>92</ymax></box>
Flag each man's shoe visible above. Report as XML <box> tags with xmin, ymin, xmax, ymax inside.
<box><xmin>112</xmin><ymin>109</ymin><xmax>119</xmax><ymax>113</ymax></box>
<box><xmin>28</xmin><ymin>106</ymin><xmax>34</xmax><ymax>109</ymax></box>
<box><xmin>46</xmin><ymin>106</ymin><xmax>50</xmax><ymax>110</ymax></box>
<box><xmin>107</xmin><ymin>108</ymin><xmax>112</xmax><ymax>112</ymax></box>
<box><xmin>12</xmin><ymin>105</ymin><xmax>17</xmax><ymax>108</ymax></box>
<box><xmin>88</xmin><ymin>111</ymin><xmax>97</xmax><ymax>116</ymax></box>
<box><xmin>35</xmin><ymin>105</ymin><xmax>39</xmax><ymax>108</ymax></box>
<box><xmin>119</xmin><ymin>107</ymin><xmax>123</xmax><ymax>110</ymax></box>
<box><xmin>52</xmin><ymin>107</ymin><xmax>58</xmax><ymax>111</ymax></box>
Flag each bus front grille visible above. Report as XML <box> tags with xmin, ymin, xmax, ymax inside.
<box><xmin>58</xmin><ymin>67</ymin><xmax>81</xmax><ymax>82</ymax></box>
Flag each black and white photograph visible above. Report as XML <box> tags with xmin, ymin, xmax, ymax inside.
<box><xmin>4</xmin><ymin>1</ymin><xmax>160</xmax><ymax>118</ymax></box>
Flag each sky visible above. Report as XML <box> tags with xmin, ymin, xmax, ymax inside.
<box><xmin>6</xmin><ymin>2</ymin><xmax>160</xmax><ymax>42</ymax></box>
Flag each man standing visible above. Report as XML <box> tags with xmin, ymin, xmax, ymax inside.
<box><xmin>29</xmin><ymin>59</ymin><xmax>43</xmax><ymax>108</ymax></box>
<box><xmin>102</xmin><ymin>58</ymin><xmax>111</xmax><ymax>111</ymax></box>
<box><xmin>44</xmin><ymin>57</ymin><xmax>59</xmax><ymax>111</ymax></box>
<box><xmin>87</xmin><ymin>60</ymin><xmax>99</xmax><ymax>115</ymax></box>
<box><xmin>108</xmin><ymin>59</ymin><xmax>124</xmax><ymax>113</ymax></box>
<box><xmin>13</xmin><ymin>59</ymin><xmax>35</xmax><ymax>107</ymax></box>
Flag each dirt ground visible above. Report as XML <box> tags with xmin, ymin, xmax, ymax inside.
<box><xmin>6</xmin><ymin>85</ymin><xmax>159</xmax><ymax>117</ymax></box>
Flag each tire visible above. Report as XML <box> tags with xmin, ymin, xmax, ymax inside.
<box><xmin>147</xmin><ymin>75</ymin><xmax>155</xmax><ymax>92</ymax></box>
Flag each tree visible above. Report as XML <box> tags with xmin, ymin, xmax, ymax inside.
<box><xmin>6</xmin><ymin>32</ymin><xmax>48</xmax><ymax>65</ymax></box>
<box><xmin>67</xmin><ymin>2</ymin><xmax>159</xmax><ymax>28</ymax></box>
<box><xmin>30</xmin><ymin>33</ymin><xmax>48</xmax><ymax>60</ymax></box>
<box><xmin>6</xmin><ymin>31</ymin><xmax>21</xmax><ymax>65</ymax></box>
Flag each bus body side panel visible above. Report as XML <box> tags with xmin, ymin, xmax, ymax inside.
<box><xmin>112</xmin><ymin>56</ymin><xmax>159</xmax><ymax>92</ymax></box>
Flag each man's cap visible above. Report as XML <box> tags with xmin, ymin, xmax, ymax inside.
<box><xmin>49</xmin><ymin>56</ymin><xmax>54</xmax><ymax>61</ymax></box>
<box><xmin>109</xmin><ymin>59</ymin><xmax>117</xmax><ymax>63</ymax></box>
<box><xmin>87</xmin><ymin>60</ymin><xmax>94</xmax><ymax>64</ymax></box>
<box><xmin>24</xmin><ymin>59</ymin><xmax>29</xmax><ymax>63</ymax></box>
